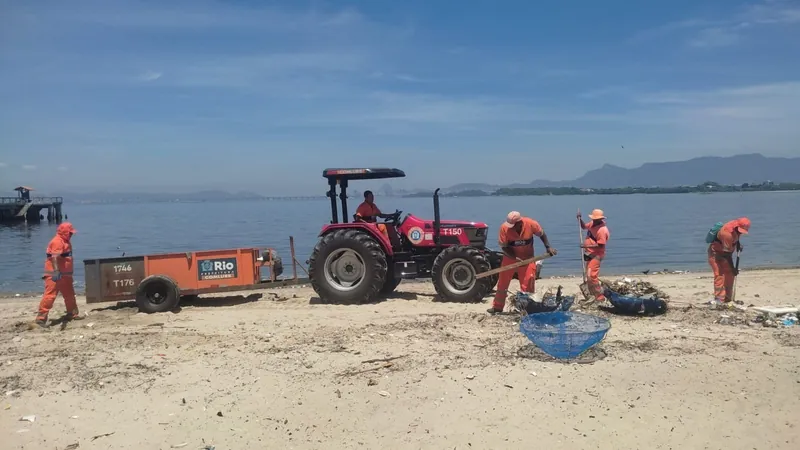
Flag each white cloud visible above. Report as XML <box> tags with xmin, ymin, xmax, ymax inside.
<box><xmin>22</xmin><ymin>164</ymin><xmax>37</xmax><ymax>170</ymax></box>
<box><xmin>633</xmin><ymin>0</ymin><xmax>800</xmax><ymax>48</ymax></box>
<box><xmin>0</xmin><ymin>162</ymin><xmax>8</xmax><ymax>168</ymax></box>
<box><xmin>688</xmin><ymin>26</ymin><xmax>744</xmax><ymax>48</ymax></box>
<box><xmin>138</xmin><ymin>71</ymin><xmax>162</xmax><ymax>82</ymax></box>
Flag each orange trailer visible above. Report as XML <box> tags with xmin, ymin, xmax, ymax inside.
<box><xmin>83</xmin><ymin>237</ymin><xmax>308</xmax><ymax>313</ymax></box>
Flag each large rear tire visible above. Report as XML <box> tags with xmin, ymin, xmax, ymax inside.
<box><xmin>482</xmin><ymin>251</ymin><xmax>501</xmax><ymax>291</ymax></box>
<box><xmin>432</xmin><ymin>246</ymin><xmax>492</xmax><ymax>302</ymax></box>
<box><xmin>309</xmin><ymin>229</ymin><xmax>388</xmax><ymax>304</ymax></box>
<box><xmin>379</xmin><ymin>272</ymin><xmax>402</xmax><ymax>296</ymax></box>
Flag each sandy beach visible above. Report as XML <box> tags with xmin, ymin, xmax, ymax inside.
<box><xmin>2</xmin><ymin>269</ymin><xmax>799</xmax><ymax>449</ymax></box>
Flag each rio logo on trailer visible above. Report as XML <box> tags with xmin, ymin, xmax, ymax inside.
<box><xmin>198</xmin><ymin>257</ymin><xmax>238</xmax><ymax>280</ymax></box>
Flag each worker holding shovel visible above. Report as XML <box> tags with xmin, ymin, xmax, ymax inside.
<box><xmin>487</xmin><ymin>211</ymin><xmax>557</xmax><ymax>314</ymax></box>
<box><xmin>707</xmin><ymin>217</ymin><xmax>750</xmax><ymax>305</ymax></box>
<box><xmin>578</xmin><ymin>209</ymin><xmax>610</xmax><ymax>302</ymax></box>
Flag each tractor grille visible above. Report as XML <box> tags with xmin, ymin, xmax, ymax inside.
<box><xmin>466</xmin><ymin>227</ymin><xmax>488</xmax><ymax>247</ymax></box>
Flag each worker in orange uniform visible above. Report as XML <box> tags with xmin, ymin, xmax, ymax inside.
<box><xmin>355</xmin><ymin>190</ymin><xmax>392</xmax><ymax>236</ymax></box>
<box><xmin>35</xmin><ymin>222</ymin><xmax>84</xmax><ymax>327</ymax></box>
<box><xmin>578</xmin><ymin>209</ymin><xmax>610</xmax><ymax>302</ymax></box>
<box><xmin>708</xmin><ymin>217</ymin><xmax>750</xmax><ymax>304</ymax></box>
<box><xmin>488</xmin><ymin>211</ymin><xmax>557</xmax><ymax>314</ymax></box>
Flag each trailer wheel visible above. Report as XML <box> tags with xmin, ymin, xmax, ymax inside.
<box><xmin>135</xmin><ymin>275</ymin><xmax>181</xmax><ymax>313</ymax></box>
<box><xmin>432</xmin><ymin>246</ymin><xmax>491</xmax><ymax>302</ymax></box>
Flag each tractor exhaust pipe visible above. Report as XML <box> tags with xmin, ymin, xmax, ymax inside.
<box><xmin>433</xmin><ymin>188</ymin><xmax>441</xmax><ymax>251</ymax></box>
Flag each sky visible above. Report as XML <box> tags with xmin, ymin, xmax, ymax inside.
<box><xmin>1</xmin><ymin>0</ymin><xmax>799</xmax><ymax>195</ymax></box>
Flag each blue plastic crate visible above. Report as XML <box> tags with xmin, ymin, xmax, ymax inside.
<box><xmin>519</xmin><ymin>311</ymin><xmax>611</xmax><ymax>359</ymax></box>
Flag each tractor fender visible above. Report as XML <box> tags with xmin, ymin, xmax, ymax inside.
<box><xmin>319</xmin><ymin>223</ymin><xmax>394</xmax><ymax>256</ymax></box>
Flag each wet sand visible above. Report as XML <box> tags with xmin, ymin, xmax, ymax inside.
<box><xmin>2</xmin><ymin>269</ymin><xmax>799</xmax><ymax>449</ymax></box>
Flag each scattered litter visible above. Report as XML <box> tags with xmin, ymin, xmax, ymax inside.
<box><xmin>19</xmin><ymin>415</ymin><xmax>36</xmax><ymax>422</ymax></box>
<box><xmin>378</xmin><ymin>391</ymin><xmax>390</xmax><ymax>397</ymax></box>
<box><xmin>17</xmin><ymin>429</ymin><xmax>29</xmax><ymax>433</ymax></box>
<box><xmin>70</xmin><ymin>415</ymin><xmax>79</xmax><ymax>419</ymax></box>
<box><xmin>91</xmin><ymin>432</ymin><xmax>115</xmax><ymax>441</ymax></box>
<box><xmin>170</xmin><ymin>443</ymin><xmax>188</xmax><ymax>448</ymax></box>
<box><xmin>530</xmin><ymin>371</ymin><xmax>537</xmax><ymax>377</ymax></box>
<box><xmin>6</xmin><ymin>389</ymin><xmax>20</xmax><ymax>397</ymax></box>
<box><xmin>367</xmin><ymin>379</ymin><xmax>378</xmax><ymax>386</ymax></box>
<box><xmin>465</xmin><ymin>375</ymin><xmax>475</xmax><ymax>380</ymax></box>
<box><xmin>12</xmin><ymin>336</ymin><xmax>22</xmax><ymax>343</ymax></box>
<box><xmin>217</xmin><ymin>411</ymin><xmax>223</xmax><ymax>417</ymax></box>
<box><xmin>65</xmin><ymin>444</ymin><xmax>80</xmax><ymax>450</ymax></box>
<box><xmin>85</xmin><ymin>323</ymin><xmax>95</xmax><ymax>328</ymax></box>
<box><xmin>4</xmin><ymin>404</ymin><xmax>10</xmax><ymax>410</ymax></box>
<box><xmin>503</xmin><ymin>384</ymin><xmax>514</xmax><ymax>389</ymax></box>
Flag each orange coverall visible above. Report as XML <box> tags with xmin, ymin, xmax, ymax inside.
<box><xmin>493</xmin><ymin>217</ymin><xmax>543</xmax><ymax>311</ymax></box>
<box><xmin>355</xmin><ymin>201</ymin><xmax>388</xmax><ymax>235</ymax></box>
<box><xmin>36</xmin><ymin>223</ymin><xmax>80</xmax><ymax>322</ymax></box>
<box><xmin>707</xmin><ymin>218</ymin><xmax>749</xmax><ymax>303</ymax></box>
<box><xmin>582</xmin><ymin>220</ymin><xmax>610</xmax><ymax>301</ymax></box>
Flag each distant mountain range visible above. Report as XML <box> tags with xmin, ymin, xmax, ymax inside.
<box><xmin>445</xmin><ymin>154</ymin><xmax>800</xmax><ymax>192</ymax></box>
<box><xmin>11</xmin><ymin>153</ymin><xmax>799</xmax><ymax>202</ymax></box>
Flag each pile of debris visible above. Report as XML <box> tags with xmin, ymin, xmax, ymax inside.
<box><xmin>750</xmin><ymin>306</ymin><xmax>799</xmax><ymax>328</ymax></box>
<box><xmin>600</xmin><ymin>277</ymin><xmax>670</xmax><ymax>300</ymax></box>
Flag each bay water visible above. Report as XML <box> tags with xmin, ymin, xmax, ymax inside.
<box><xmin>1</xmin><ymin>191</ymin><xmax>798</xmax><ymax>294</ymax></box>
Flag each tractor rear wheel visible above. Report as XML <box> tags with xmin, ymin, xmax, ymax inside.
<box><xmin>379</xmin><ymin>272</ymin><xmax>402</xmax><ymax>296</ymax></box>
<box><xmin>431</xmin><ymin>246</ymin><xmax>492</xmax><ymax>302</ymax></box>
<box><xmin>308</xmin><ymin>229</ymin><xmax>388</xmax><ymax>304</ymax></box>
<box><xmin>482</xmin><ymin>252</ymin><xmax>501</xmax><ymax>291</ymax></box>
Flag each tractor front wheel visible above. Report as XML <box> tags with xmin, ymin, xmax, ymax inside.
<box><xmin>308</xmin><ymin>229</ymin><xmax>388</xmax><ymax>304</ymax></box>
<box><xmin>432</xmin><ymin>246</ymin><xmax>491</xmax><ymax>302</ymax></box>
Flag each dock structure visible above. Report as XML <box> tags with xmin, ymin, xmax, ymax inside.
<box><xmin>0</xmin><ymin>186</ymin><xmax>65</xmax><ymax>223</ymax></box>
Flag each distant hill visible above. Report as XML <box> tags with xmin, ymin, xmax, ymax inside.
<box><xmin>446</xmin><ymin>154</ymin><xmax>800</xmax><ymax>191</ymax></box>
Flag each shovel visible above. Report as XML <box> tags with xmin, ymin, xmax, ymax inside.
<box><xmin>731</xmin><ymin>249</ymin><xmax>741</xmax><ymax>303</ymax></box>
<box><xmin>577</xmin><ymin>214</ymin><xmax>591</xmax><ymax>301</ymax></box>
<box><xmin>476</xmin><ymin>253</ymin><xmax>554</xmax><ymax>279</ymax></box>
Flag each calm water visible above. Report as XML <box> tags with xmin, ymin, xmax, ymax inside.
<box><xmin>1</xmin><ymin>192</ymin><xmax>799</xmax><ymax>294</ymax></box>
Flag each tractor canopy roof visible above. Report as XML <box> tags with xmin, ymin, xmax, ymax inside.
<box><xmin>322</xmin><ymin>168</ymin><xmax>406</xmax><ymax>182</ymax></box>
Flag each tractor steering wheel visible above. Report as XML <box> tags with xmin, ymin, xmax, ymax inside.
<box><xmin>382</xmin><ymin>210</ymin><xmax>402</xmax><ymax>225</ymax></box>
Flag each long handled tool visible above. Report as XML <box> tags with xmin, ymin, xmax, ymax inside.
<box><xmin>731</xmin><ymin>249</ymin><xmax>741</xmax><ymax>303</ymax></box>
<box><xmin>476</xmin><ymin>253</ymin><xmax>553</xmax><ymax>279</ymax></box>
<box><xmin>577</xmin><ymin>214</ymin><xmax>591</xmax><ymax>301</ymax></box>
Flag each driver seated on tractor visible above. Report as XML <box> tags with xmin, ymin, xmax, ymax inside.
<box><xmin>354</xmin><ymin>190</ymin><xmax>392</xmax><ymax>236</ymax></box>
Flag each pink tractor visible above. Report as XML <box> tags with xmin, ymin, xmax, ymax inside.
<box><xmin>308</xmin><ymin>168</ymin><xmax>502</xmax><ymax>304</ymax></box>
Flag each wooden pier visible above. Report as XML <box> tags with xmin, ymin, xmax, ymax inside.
<box><xmin>0</xmin><ymin>186</ymin><xmax>65</xmax><ymax>223</ymax></box>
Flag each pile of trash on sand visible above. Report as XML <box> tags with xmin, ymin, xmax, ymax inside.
<box><xmin>746</xmin><ymin>305</ymin><xmax>799</xmax><ymax>328</ymax></box>
<box><xmin>513</xmin><ymin>286</ymin><xmax>575</xmax><ymax>315</ymax></box>
<box><xmin>598</xmin><ymin>277</ymin><xmax>669</xmax><ymax>315</ymax></box>
<box><xmin>600</xmin><ymin>277</ymin><xmax>670</xmax><ymax>300</ymax></box>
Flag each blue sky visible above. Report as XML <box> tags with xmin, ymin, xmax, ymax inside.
<box><xmin>1</xmin><ymin>0</ymin><xmax>799</xmax><ymax>195</ymax></box>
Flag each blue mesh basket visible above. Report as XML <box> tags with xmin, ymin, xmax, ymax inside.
<box><xmin>606</xmin><ymin>290</ymin><xmax>668</xmax><ymax>315</ymax></box>
<box><xmin>519</xmin><ymin>311</ymin><xmax>611</xmax><ymax>359</ymax></box>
